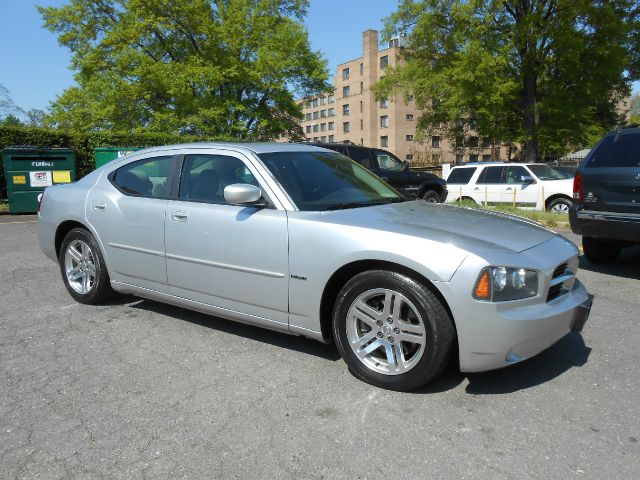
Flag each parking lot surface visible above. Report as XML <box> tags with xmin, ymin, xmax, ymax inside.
<box><xmin>1</xmin><ymin>216</ymin><xmax>639</xmax><ymax>479</ymax></box>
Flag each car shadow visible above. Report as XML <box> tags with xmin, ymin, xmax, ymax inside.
<box><xmin>578</xmin><ymin>247</ymin><xmax>640</xmax><ymax>280</ymax></box>
<box><xmin>127</xmin><ymin>298</ymin><xmax>342</xmax><ymax>362</ymax></box>
<box><xmin>462</xmin><ymin>333</ymin><xmax>591</xmax><ymax>395</ymax></box>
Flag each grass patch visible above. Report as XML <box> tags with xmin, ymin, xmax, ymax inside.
<box><xmin>450</xmin><ymin>199</ymin><xmax>569</xmax><ymax>228</ymax></box>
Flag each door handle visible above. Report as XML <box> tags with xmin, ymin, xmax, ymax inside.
<box><xmin>506</xmin><ymin>187</ymin><xmax>512</xmax><ymax>191</ymax></box>
<box><xmin>473</xmin><ymin>187</ymin><xmax>480</xmax><ymax>191</ymax></box>
<box><xmin>171</xmin><ymin>211</ymin><xmax>189</xmax><ymax>221</ymax></box>
<box><xmin>91</xmin><ymin>202</ymin><xmax>106</xmax><ymax>212</ymax></box>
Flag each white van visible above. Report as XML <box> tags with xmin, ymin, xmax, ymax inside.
<box><xmin>445</xmin><ymin>163</ymin><xmax>574</xmax><ymax>213</ymax></box>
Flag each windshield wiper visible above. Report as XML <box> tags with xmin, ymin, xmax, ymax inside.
<box><xmin>322</xmin><ymin>198</ymin><xmax>405</xmax><ymax>211</ymax></box>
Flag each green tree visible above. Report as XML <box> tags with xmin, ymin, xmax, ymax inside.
<box><xmin>376</xmin><ymin>0</ymin><xmax>635</xmax><ymax>161</ymax></box>
<box><xmin>0</xmin><ymin>114</ymin><xmax>24</xmax><ymax>127</ymax></box>
<box><xmin>39</xmin><ymin>0</ymin><xmax>330</xmax><ymax>140</ymax></box>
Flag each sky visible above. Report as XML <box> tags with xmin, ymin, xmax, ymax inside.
<box><xmin>0</xmin><ymin>0</ymin><xmax>396</xmax><ymax>113</ymax></box>
<box><xmin>0</xmin><ymin>0</ymin><xmax>636</xmax><ymax>114</ymax></box>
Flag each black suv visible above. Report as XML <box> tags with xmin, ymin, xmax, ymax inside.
<box><xmin>570</xmin><ymin>126</ymin><xmax>640</xmax><ymax>263</ymax></box>
<box><xmin>309</xmin><ymin>143</ymin><xmax>448</xmax><ymax>202</ymax></box>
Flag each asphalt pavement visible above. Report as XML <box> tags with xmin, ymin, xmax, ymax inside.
<box><xmin>0</xmin><ymin>215</ymin><xmax>639</xmax><ymax>479</ymax></box>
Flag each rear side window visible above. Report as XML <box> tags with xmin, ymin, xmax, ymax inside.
<box><xmin>477</xmin><ymin>166</ymin><xmax>506</xmax><ymax>184</ymax></box>
<box><xmin>112</xmin><ymin>156</ymin><xmax>174</xmax><ymax>198</ymax></box>
<box><xmin>587</xmin><ymin>133</ymin><xmax>640</xmax><ymax>167</ymax></box>
<box><xmin>347</xmin><ymin>148</ymin><xmax>374</xmax><ymax>169</ymax></box>
<box><xmin>447</xmin><ymin>167</ymin><xmax>476</xmax><ymax>184</ymax></box>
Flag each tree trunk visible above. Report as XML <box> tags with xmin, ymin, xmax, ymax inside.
<box><xmin>522</xmin><ymin>73</ymin><xmax>539</xmax><ymax>162</ymax></box>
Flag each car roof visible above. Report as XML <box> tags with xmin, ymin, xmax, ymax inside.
<box><xmin>118</xmin><ymin>142</ymin><xmax>332</xmax><ymax>157</ymax></box>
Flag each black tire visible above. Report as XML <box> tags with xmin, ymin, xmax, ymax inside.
<box><xmin>547</xmin><ymin>197</ymin><xmax>573</xmax><ymax>214</ymax></box>
<box><xmin>582</xmin><ymin>236</ymin><xmax>621</xmax><ymax>264</ymax></box>
<box><xmin>422</xmin><ymin>189</ymin><xmax>440</xmax><ymax>203</ymax></box>
<box><xmin>59</xmin><ymin>228</ymin><xmax>114</xmax><ymax>304</ymax></box>
<box><xmin>332</xmin><ymin>270</ymin><xmax>455</xmax><ymax>391</ymax></box>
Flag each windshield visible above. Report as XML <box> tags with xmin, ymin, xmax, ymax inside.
<box><xmin>258</xmin><ymin>151</ymin><xmax>403</xmax><ymax>211</ymax></box>
<box><xmin>526</xmin><ymin>164</ymin><xmax>568</xmax><ymax>181</ymax></box>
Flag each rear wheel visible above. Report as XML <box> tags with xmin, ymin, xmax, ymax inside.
<box><xmin>422</xmin><ymin>189</ymin><xmax>440</xmax><ymax>203</ymax></box>
<box><xmin>60</xmin><ymin>228</ymin><xmax>114</xmax><ymax>304</ymax></box>
<box><xmin>547</xmin><ymin>197</ymin><xmax>573</xmax><ymax>214</ymax></box>
<box><xmin>332</xmin><ymin>270</ymin><xmax>454</xmax><ymax>391</ymax></box>
<box><xmin>582</xmin><ymin>236</ymin><xmax>621</xmax><ymax>264</ymax></box>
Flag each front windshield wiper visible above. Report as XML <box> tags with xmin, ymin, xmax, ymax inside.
<box><xmin>322</xmin><ymin>197</ymin><xmax>406</xmax><ymax>211</ymax></box>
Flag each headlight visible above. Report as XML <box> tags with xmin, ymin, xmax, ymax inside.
<box><xmin>473</xmin><ymin>267</ymin><xmax>539</xmax><ymax>301</ymax></box>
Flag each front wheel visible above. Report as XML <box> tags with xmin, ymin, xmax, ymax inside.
<box><xmin>332</xmin><ymin>270</ymin><xmax>455</xmax><ymax>391</ymax></box>
<box><xmin>422</xmin><ymin>189</ymin><xmax>440</xmax><ymax>203</ymax></box>
<box><xmin>59</xmin><ymin>228</ymin><xmax>114</xmax><ymax>304</ymax></box>
<box><xmin>547</xmin><ymin>197</ymin><xmax>573</xmax><ymax>214</ymax></box>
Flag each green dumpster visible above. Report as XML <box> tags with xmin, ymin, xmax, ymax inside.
<box><xmin>95</xmin><ymin>147</ymin><xmax>145</xmax><ymax>168</ymax></box>
<box><xmin>3</xmin><ymin>146</ymin><xmax>76</xmax><ymax>213</ymax></box>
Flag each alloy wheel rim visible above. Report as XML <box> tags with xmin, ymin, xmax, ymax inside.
<box><xmin>551</xmin><ymin>203</ymin><xmax>569</xmax><ymax>214</ymax></box>
<box><xmin>346</xmin><ymin>288</ymin><xmax>426</xmax><ymax>375</ymax></box>
<box><xmin>64</xmin><ymin>240</ymin><xmax>97</xmax><ymax>294</ymax></box>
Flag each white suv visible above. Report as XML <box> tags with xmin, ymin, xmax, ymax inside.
<box><xmin>445</xmin><ymin>163</ymin><xmax>574</xmax><ymax>213</ymax></box>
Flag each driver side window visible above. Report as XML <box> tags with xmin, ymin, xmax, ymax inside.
<box><xmin>375</xmin><ymin>150</ymin><xmax>401</xmax><ymax>171</ymax></box>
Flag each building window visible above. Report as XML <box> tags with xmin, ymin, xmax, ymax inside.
<box><xmin>343</xmin><ymin>86</ymin><xmax>350</xmax><ymax>97</ymax></box>
<box><xmin>328</xmin><ymin>94</ymin><xmax>334</xmax><ymax>103</ymax></box>
<box><xmin>305</xmin><ymin>112</ymin><xmax>312</xmax><ymax>121</ymax></box>
<box><xmin>360</xmin><ymin>82</ymin><xmax>364</xmax><ymax>94</ymax></box>
<box><xmin>313</xmin><ymin>111</ymin><xmax>319</xmax><ymax>120</ymax></box>
<box><xmin>313</xmin><ymin>137</ymin><xmax>319</xmax><ymax>142</ymax></box>
<box><xmin>360</xmin><ymin>119</ymin><xmax>363</xmax><ymax>130</ymax></box>
<box><xmin>305</xmin><ymin>125</ymin><xmax>311</xmax><ymax>134</ymax></box>
<box><xmin>468</xmin><ymin>136</ymin><xmax>479</xmax><ymax>148</ymax></box>
<box><xmin>455</xmin><ymin>137</ymin><xmax>464</xmax><ymax>148</ymax></box>
<box><xmin>320</xmin><ymin>96</ymin><xmax>326</xmax><ymax>105</ymax></box>
<box><xmin>482</xmin><ymin>154</ymin><xmax>492</xmax><ymax>161</ymax></box>
<box><xmin>306</xmin><ymin>100</ymin><xmax>311</xmax><ymax>108</ymax></box>
<box><xmin>482</xmin><ymin>138</ymin><xmax>491</xmax><ymax>148</ymax></box>
<box><xmin>469</xmin><ymin>154</ymin><xmax>479</xmax><ymax>162</ymax></box>
<box><xmin>343</xmin><ymin>104</ymin><xmax>350</xmax><ymax>115</ymax></box>
<box><xmin>380</xmin><ymin>115</ymin><xmax>389</xmax><ymax>128</ymax></box>
<box><xmin>406</xmin><ymin>135</ymin><xmax>414</xmax><ymax>141</ymax></box>
<box><xmin>328</xmin><ymin>108</ymin><xmax>335</xmax><ymax>117</ymax></box>
<box><xmin>320</xmin><ymin>110</ymin><xmax>327</xmax><ymax>118</ymax></box>
<box><xmin>381</xmin><ymin>136</ymin><xmax>389</xmax><ymax>147</ymax></box>
<box><xmin>343</xmin><ymin>122</ymin><xmax>350</xmax><ymax>133</ymax></box>
<box><xmin>380</xmin><ymin>98</ymin><xmax>389</xmax><ymax>108</ymax></box>
<box><xmin>432</xmin><ymin>136</ymin><xmax>440</xmax><ymax>148</ymax></box>
<box><xmin>321</xmin><ymin>123</ymin><xmax>326</xmax><ymax>132</ymax></box>
<box><xmin>455</xmin><ymin>154</ymin><xmax>464</xmax><ymax>164</ymax></box>
<box><xmin>380</xmin><ymin>55</ymin><xmax>389</xmax><ymax>69</ymax></box>
<box><xmin>360</xmin><ymin>62</ymin><xmax>364</xmax><ymax>75</ymax></box>
<box><xmin>321</xmin><ymin>136</ymin><xmax>327</xmax><ymax>142</ymax></box>
<box><xmin>328</xmin><ymin>121</ymin><xmax>334</xmax><ymax>130</ymax></box>
<box><xmin>360</xmin><ymin>101</ymin><xmax>363</xmax><ymax>113</ymax></box>
<box><xmin>329</xmin><ymin>134</ymin><xmax>335</xmax><ymax>142</ymax></box>
<box><xmin>343</xmin><ymin>67</ymin><xmax>350</xmax><ymax>80</ymax></box>
<box><xmin>406</xmin><ymin>114</ymin><xmax>414</xmax><ymax>121</ymax></box>
<box><xmin>405</xmin><ymin>94</ymin><xmax>414</xmax><ymax>102</ymax></box>
<box><xmin>406</xmin><ymin>154</ymin><xmax>413</xmax><ymax>160</ymax></box>
<box><xmin>306</xmin><ymin>138</ymin><xmax>311</xmax><ymax>143</ymax></box>
<box><xmin>313</xmin><ymin>124</ymin><xmax>319</xmax><ymax>132</ymax></box>
<box><xmin>431</xmin><ymin>153</ymin><xmax>441</xmax><ymax>163</ymax></box>
<box><xmin>313</xmin><ymin>98</ymin><xmax>318</xmax><ymax>107</ymax></box>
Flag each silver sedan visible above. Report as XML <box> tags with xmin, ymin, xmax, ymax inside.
<box><xmin>38</xmin><ymin>143</ymin><xmax>593</xmax><ymax>391</ymax></box>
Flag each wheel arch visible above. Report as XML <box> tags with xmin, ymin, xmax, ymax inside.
<box><xmin>418</xmin><ymin>181</ymin><xmax>444</xmax><ymax>198</ymax></box>
<box><xmin>319</xmin><ymin>259</ymin><xmax>457</xmax><ymax>344</ymax></box>
<box><xmin>545</xmin><ymin>193</ymin><xmax>572</xmax><ymax>208</ymax></box>
<box><xmin>55</xmin><ymin>220</ymin><xmax>92</xmax><ymax>260</ymax></box>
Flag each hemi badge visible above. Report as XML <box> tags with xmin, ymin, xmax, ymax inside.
<box><xmin>291</xmin><ymin>274</ymin><xmax>307</xmax><ymax>281</ymax></box>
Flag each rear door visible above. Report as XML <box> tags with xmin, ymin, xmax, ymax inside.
<box><xmin>582</xmin><ymin>131</ymin><xmax>640</xmax><ymax>214</ymax></box>
<box><xmin>474</xmin><ymin>166</ymin><xmax>507</xmax><ymax>205</ymax></box>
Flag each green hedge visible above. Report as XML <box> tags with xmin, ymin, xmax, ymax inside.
<box><xmin>0</xmin><ymin>126</ymin><xmax>221</xmax><ymax>198</ymax></box>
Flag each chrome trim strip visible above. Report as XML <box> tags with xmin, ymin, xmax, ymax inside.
<box><xmin>549</xmin><ymin>273</ymin><xmax>574</xmax><ymax>288</ymax></box>
<box><xmin>108</xmin><ymin>242</ymin><xmax>165</xmax><ymax>257</ymax></box>
<box><xmin>165</xmin><ymin>253</ymin><xmax>286</xmax><ymax>278</ymax></box>
<box><xmin>577</xmin><ymin>210</ymin><xmax>640</xmax><ymax>223</ymax></box>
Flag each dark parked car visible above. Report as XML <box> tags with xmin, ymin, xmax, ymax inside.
<box><xmin>309</xmin><ymin>143</ymin><xmax>448</xmax><ymax>202</ymax></box>
<box><xmin>570</xmin><ymin>126</ymin><xmax>640</xmax><ymax>263</ymax></box>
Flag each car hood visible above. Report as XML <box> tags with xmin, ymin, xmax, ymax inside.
<box><xmin>315</xmin><ymin>200</ymin><xmax>557</xmax><ymax>254</ymax></box>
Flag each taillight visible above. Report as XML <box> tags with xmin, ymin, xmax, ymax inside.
<box><xmin>573</xmin><ymin>173</ymin><xmax>583</xmax><ymax>202</ymax></box>
<box><xmin>37</xmin><ymin>191</ymin><xmax>45</xmax><ymax>212</ymax></box>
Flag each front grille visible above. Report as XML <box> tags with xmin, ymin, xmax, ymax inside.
<box><xmin>547</xmin><ymin>262</ymin><xmax>573</xmax><ymax>302</ymax></box>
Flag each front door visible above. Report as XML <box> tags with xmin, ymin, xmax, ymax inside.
<box><xmin>164</xmin><ymin>152</ymin><xmax>289</xmax><ymax>325</ymax></box>
<box><xmin>503</xmin><ymin>165</ymin><xmax>539</xmax><ymax>207</ymax></box>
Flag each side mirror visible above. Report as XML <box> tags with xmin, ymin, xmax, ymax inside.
<box><xmin>224</xmin><ymin>184</ymin><xmax>267</xmax><ymax>207</ymax></box>
<box><xmin>402</xmin><ymin>161</ymin><xmax>410</xmax><ymax>171</ymax></box>
<box><xmin>520</xmin><ymin>175</ymin><xmax>536</xmax><ymax>184</ymax></box>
